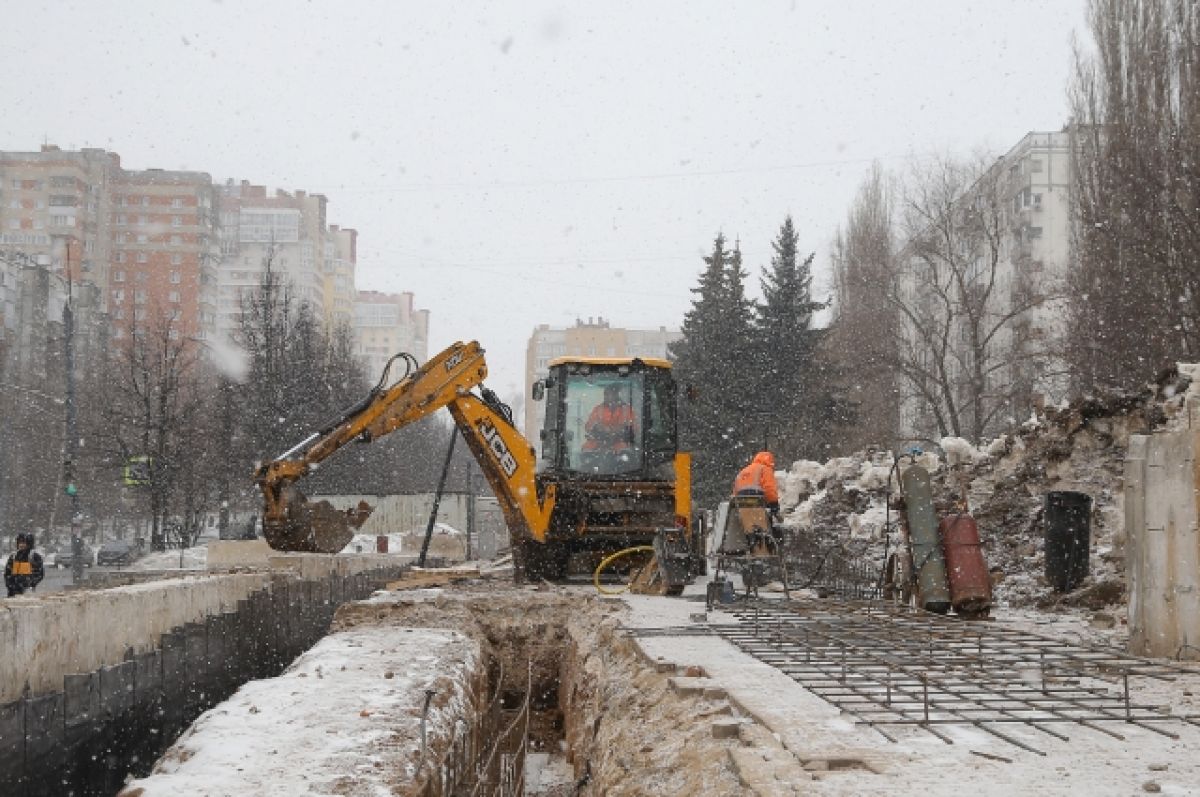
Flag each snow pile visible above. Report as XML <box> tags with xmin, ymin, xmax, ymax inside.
<box><xmin>127</xmin><ymin>545</ymin><xmax>208</xmax><ymax>570</ymax></box>
<box><xmin>121</xmin><ymin>624</ymin><xmax>479</xmax><ymax>796</ymax></box>
<box><xmin>777</xmin><ymin>367</ymin><xmax>1195</xmax><ymax>611</ymax></box>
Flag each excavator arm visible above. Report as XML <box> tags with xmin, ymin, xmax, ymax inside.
<box><xmin>255</xmin><ymin>340</ymin><xmax>554</xmax><ymax>552</ymax></box>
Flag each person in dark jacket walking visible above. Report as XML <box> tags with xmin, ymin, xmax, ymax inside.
<box><xmin>5</xmin><ymin>532</ymin><xmax>45</xmax><ymax>596</ymax></box>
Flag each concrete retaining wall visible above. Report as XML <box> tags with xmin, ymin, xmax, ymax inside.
<box><xmin>1126</xmin><ymin>428</ymin><xmax>1200</xmax><ymax>660</ymax></box>
<box><xmin>0</xmin><ymin>566</ymin><xmax>403</xmax><ymax>797</ymax></box>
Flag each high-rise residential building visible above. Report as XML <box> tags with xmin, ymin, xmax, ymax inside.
<box><xmin>353</xmin><ymin>290</ymin><xmax>430</xmax><ymax>379</ymax></box>
<box><xmin>3</xmin><ymin>146</ymin><xmax>431</xmax><ymax>388</ymax></box>
<box><xmin>108</xmin><ymin>168</ymin><xmax>219</xmax><ymax>343</ymax></box>
<box><xmin>0</xmin><ymin>145</ymin><xmax>219</xmax><ymax>346</ymax></box>
<box><xmin>214</xmin><ymin>181</ymin><xmax>332</xmax><ymax>342</ymax></box>
<box><xmin>523</xmin><ymin>317</ymin><xmax>681</xmax><ymax>438</ymax></box>
<box><xmin>324</xmin><ymin>225</ymin><xmax>357</xmax><ymax>331</ymax></box>
<box><xmin>895</xmin><ymin>130</ymin><xmax>1074</xmax><ymax>442</ymax></box>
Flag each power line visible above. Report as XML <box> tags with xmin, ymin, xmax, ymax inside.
<box><xmin>311</xmin><ymin>152</ymin><xmax>918</xmax><ymax>194</ymax></box>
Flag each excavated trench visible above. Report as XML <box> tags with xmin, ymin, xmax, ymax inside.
<box><xmin>331</xmin><ymin>585</ymin><xmax>750</xmax><ymax>797</ymax></box>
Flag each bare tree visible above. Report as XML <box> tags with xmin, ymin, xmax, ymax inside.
<box><xmin>829</xmin><ymin>163</ymin><xmax>902</xmax><ymax>451</ymax></box>
<box><xmin>92</xmin><ymin>309</ymin><xmax>218</xmax><ymax>550</ymax></box>
<box><xmin>889</xmin><ymin>156</ymin><xmax>1055</xmax><ymax>443</ymax></box>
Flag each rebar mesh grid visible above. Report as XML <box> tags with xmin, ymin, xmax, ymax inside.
<box><xmin>781</xmin><ymin>530</ymin><xmax>881</xmax><ymax>599</ymax></box>
<box><xmin>659</xmin><ymin>598</ymin><xmax>1200</xmax><ymax>755</ymax></box>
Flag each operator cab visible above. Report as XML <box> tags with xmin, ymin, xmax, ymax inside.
<box><xmin>532</xmin><ymin>357</ymin><xmax>678</xmax><ymax>480</ymax></box>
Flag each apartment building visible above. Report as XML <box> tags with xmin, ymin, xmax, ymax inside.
<box><xmin>324</xmin><ymin>225</ymin><xmax>358</xmax><ymax>331</ymax></box>
<box><xmin>214</xmin><ymin>181</ymin><xmax>331</xmax><ymax>341</ymax></box>
<box><xmin>353</xmin><ymin>290</ymin><xmax>430</xmax><ymax>379</ymax></box>
<box><xmin>2</xmin><ymin>146</ymin><xmax>429</xmax><ymax>387</ymax></box>
<box><xmin>523</xmin><ymin>317</ymin><xmax>681</xmax><ymax>438</ymax></box>
<box><xmin>1</xmin><ymin>145</ymin><xmax>218</xmax><ymax>346</ymax></box>
<box><xmin>108</xmin><ymin>168</ymin><xmax>219</xmax><ymax>343</ymax></box>
<box><xmin>896</xmin><ymin>130</ymin><xmax>1074</xmax><ymax>443</ymax></box>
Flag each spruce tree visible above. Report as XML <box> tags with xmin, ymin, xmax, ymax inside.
<box><xmin>754</xmin><ymin>216</ymin><xmax>844</xmax><ymax>464</ymax></box>
<box><xmin>671</xmin><ymin>233</ymin><xmax>757</xmax><ymax>506</ymax></box>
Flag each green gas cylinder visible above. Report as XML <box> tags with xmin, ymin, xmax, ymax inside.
<box><xmin>900</xmin><ymin>464</ymin><xmax>952</xmax><ymax>613</ymax></box>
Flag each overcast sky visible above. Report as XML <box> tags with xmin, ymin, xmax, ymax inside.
<box><xmin>1</xmin><ymin>1</ymin><xmax>1086</xmax><ymax>398</ymax></box>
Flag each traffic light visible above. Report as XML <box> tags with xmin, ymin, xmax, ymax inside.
<box><xmin>63</xmin><ymin>459</ymin><xmax>77</xmax><ymax>497</ymax></box>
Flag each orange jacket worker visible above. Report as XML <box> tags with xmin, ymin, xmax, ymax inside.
<box><xmin>733</xmin><ymin>451</ymin><xmax>780</xmax><ymax>510</ymax></box>
<box><xmin>583</xmin><ymin>385</ymin><xmax>636</xmax><ymax>452</ymax></box>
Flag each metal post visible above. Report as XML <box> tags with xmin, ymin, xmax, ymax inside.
<box><xmin>62</xmin><ymin>243</ymin><xmax>83</xmax><ymax>583</ymax></box>
<box><xmin>418</xmin><ymin>430</ymin><xmax>458</xmax><ymax>568</ymax></box>
<box><xmin>466</xmin><ymin>463</ymin><xmax>475</xmax><ymax>560</ymax></box>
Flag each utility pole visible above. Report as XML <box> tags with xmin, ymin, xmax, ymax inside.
<box><xmin>62</xmin><ymin>240</ymin><xmax>83</xmax><ymax>582</ymax></box>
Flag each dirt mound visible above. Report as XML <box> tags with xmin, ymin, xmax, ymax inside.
<box><xmin>778</xmin><ymin>369</ymin><xmax>1192</xmax><ymax>611</ymax></box>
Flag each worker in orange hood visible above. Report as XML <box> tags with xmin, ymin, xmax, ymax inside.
<box><xmin>733</xmin><ymin>451</ymin><xmax>780</xmax><ymax>517</ymax></box>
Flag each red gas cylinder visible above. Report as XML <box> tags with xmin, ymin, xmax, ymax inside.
<box><xmin>376</xmin><ymin>535</ymin><xmax>389</xmax><ymax>554</ymax></box>
<box><xmin>938</xmin><ymin>513</ymin><xmax>992</xmax><ymax>617</ymax></box>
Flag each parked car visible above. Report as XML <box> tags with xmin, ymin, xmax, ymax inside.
<box><xmin>53</xmin><ymin>544</ymin><xmax>94</xmax><ymax>569</ymax></box>
<box><xmin>96</xmin><ymin>540</ymin><xmax>136</xmax><ymax>567</ymax></box>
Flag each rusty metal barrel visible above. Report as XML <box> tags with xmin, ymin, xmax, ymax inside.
<box><xmin>939</xmin><ymin>513</ymin><xmax>992</xmax><ymax>617</ymax></box>
<box><xmin>900</xmin><ymin>464</ymin><xmax>951</xmax><ymax>613</ymax></box>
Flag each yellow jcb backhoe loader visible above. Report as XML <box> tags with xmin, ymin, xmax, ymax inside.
<box><xmin>253</xmin><ymin>340</ymin><xmax>700</xmax><ymax>593</ymax></box>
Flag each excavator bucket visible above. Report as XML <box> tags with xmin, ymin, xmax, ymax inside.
<box><xmin>628</xmin><ymin>528</ymin><xmax>693</xmax><ymax>596</ymax></box>
<box><xmin>263</xmin><ymin>485</ymin><xmax>373</xmax><ymax>553</ymax></box>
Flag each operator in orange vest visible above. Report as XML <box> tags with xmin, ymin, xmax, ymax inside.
<box><xmin>583</xmin><ymin>384</ymin><xmax>636</xmax><ymax>453</ymax></box>
<box><xmin>733</xmin><ymin>451</ymin><xmax>781</xmax><ymax>519</ymax></box>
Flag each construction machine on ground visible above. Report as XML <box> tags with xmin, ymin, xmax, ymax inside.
<box><xmin>254</xmin><ymin>340</ymin><xmax>699</xmax><ymax>592</ymax></box>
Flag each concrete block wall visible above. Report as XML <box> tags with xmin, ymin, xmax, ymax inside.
<box><xmin>0</xmin><ymin>567</ymin><xmax>403</xmax><ymax>797</ymax></box>
<box><xmin>0</xmin><ymin>573</ymin><xmax>273</xmax><ymax>703</ymax></box>
<box><xmin>1126</xmin><ymin>423</ymin><xmax>1200</xmax><ymax>660</ymax></box>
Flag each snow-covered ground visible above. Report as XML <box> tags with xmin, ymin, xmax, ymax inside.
<box><xmin>121</xmin><ymin>623</ymin><xmax>479</xmax><ymax>796</ymax></box>
<box><xmin>619</xmin><ymin>585</ymin><xmax>1200</xmax><ymax>797</ymax></box>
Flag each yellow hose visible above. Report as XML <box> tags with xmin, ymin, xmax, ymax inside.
<box><xmin>593</xmin><ymin>545</ymin><xmax>656</xmax><ymax>595</ymax></box>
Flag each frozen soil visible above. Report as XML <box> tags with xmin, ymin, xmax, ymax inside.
<box><xmin>777</xmin><ymin>370</ymin><xmax>1194</xmax><ymax>616</ymax></box>
<box><xmin>335</xmin><ymin>583</ymin><xmax>749</xmax><ymax>795</ymax></box>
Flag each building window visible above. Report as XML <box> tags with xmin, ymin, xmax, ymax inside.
<box><xmin>50</xmin><ymin>215</ymin><xmax>70</xmax><ymax>227</ymax></box>
<box><xmin>171</xmin><ymin>235</ymin><xmax>181</xmax><ymax>245</ymax></box>
<box><xmin>136</xmin><ymin>252</ymin><xmax>148</xmax><ymax>263</ymax></box>
<box><xmin>33</xmin><ymin>218</ymin><xmax>44</xmax><ymax>229</ymax></box>
<box><xmin>1028</xmin><ymin>226</ymin><xmax>1044</xmax><ymax>239</ymax></box>
<box><xmin>136</xmin><ymin>234</ymin><xmax>147</xmax><ymax>244</ymax></box>
<box><xmin>141</xmin><ymin>196</ymin><xmax>149</xmax><ymax>207</ymax></box>
<box><xmin>35</xmin><ymin>199</ymin><xmax>45</xmax><ymax>210</ymax></box>
<box><xmin>135</xmin><ymin>272</ymin><xmax>148</xmax><ymax>283</ymax></box>
<box><xmin>172</xmin><ymin>216</ymin><xmax>182</xmax><ymax>227</ymax></box>
<box><xmin>134</xmin><ymin>308</ymin><xmax>146</xmax><ymax>321</ymax></box>
<box><xmin>168</xmin><ymin>328</ymin><xmax>180</xmax><ymax>340</ymax></box>
<box><xmin>115</xmin><ymin>252</ymin><xmax>126</xmax><ymax>264</ymax></box>
<box><xmin>116</xmin><ymin>214</ymin><xmax>127</xmax><ymax>225</ymax></box>
<box><xmin>170</xmin><ymin>254</ymin><xmax>182</xmax><ymax>265</ymax></box>
<box><xmin>113</xmin><ymin>327</ymin><xmax>125</xmax><ymax>339</ymax></box>
<box><xmin>169</xmin><ymin>291</ymin><xmax>180</xmax><ymax>303</ymax></box>
<box><xmin>1031</xmin><ymin>159</ymin><xmax>1044</xmax><ymax>173</ymax></box>
<box><xmin>170</xmin><ymin>270</ymin><xmax>181</xmax><ymax>283</ymax></box>
<box><xmin>171</xmin><ymin>197</ymin><xmax>183</xmax><ymax>208</ymax></box>
<box><xmin>114</xmin><ymin>308</ymin><xmax>125</xmax><ymax>320</ymax></box>
<box><xmin>112</xmin><ymin>289</ymin><xmax>124</xmax><ymax>302</ymax></box>
<box><xmin>134</xmin><ymin>290</ymin><xmax>147</xmax><ymax>304</ymax></box>
<box><xmin>113</xmin><ymin>270</ymin><xmax>126</xmax><ymax>282</ymax></box>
